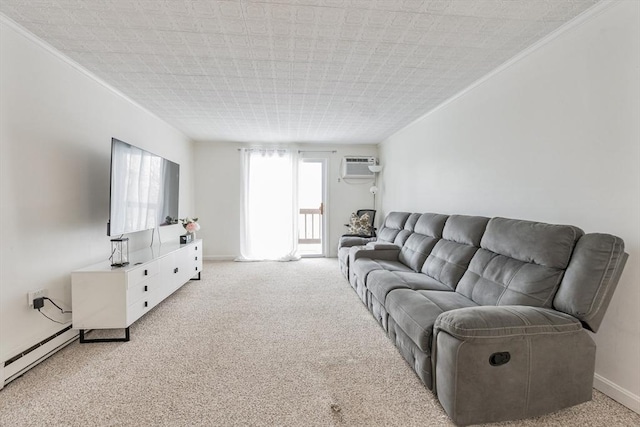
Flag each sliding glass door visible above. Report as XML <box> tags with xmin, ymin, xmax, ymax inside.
<box><xmin>298</xmin><ymin>159</ymin><xmax>326</xmax><ymax>257</ymax></box>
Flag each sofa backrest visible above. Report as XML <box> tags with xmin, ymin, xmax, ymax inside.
<box><xmin>456</xmin><ymin>217</ymin><xmax>584</xmax><ymax>308</ymax></box>
<box><xmin>371</xmin><ymin>212</ymin><xmax>628</xmax><ymax>332</ymax></box>
<box><xmin>554</xmin><ymin>233</ymin><xmax>627</xmax><ymax>332</ymax></box>
<box><xmin>395</xmin><ymin>212</ymin><xmax>421</xmax><ymax>244</ymax></box>
<box><xmin>399</xmin><ymin>213</ymin><xmax>448</xmax><ymax>272</ymax></box>
<box><xmin>421</xmin><ymin>215</ymin><xmax>490</xmax><ymax>290</ymax></box>
<box><xmin>377</xmin><ymin>212</ymin><xmax>411</xmax><ymax>244</ymax></box>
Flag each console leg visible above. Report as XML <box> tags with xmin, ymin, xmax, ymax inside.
<box><xmin>79</xmin><ymin>328</ymin><xmax>130</xmax><ymax>343</ymax></box>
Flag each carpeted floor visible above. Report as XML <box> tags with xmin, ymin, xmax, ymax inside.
<box><xmin>1</xmin><ymin>259</ymin><xmax>638</xmax><ymax>426</ymax></box>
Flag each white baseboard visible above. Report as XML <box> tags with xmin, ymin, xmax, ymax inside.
<box><xmin>3</xmin><ymin>328</ymin><xmax>78</xmax><ymax>386</ymax></box>
<box><xmin>204</xmin><ymin>255</ymin><xmax>236</xmax><ymax>261</ymax></box>
<box><xmin>594</xmin><ymin>373</ymin><xmax>640</xmax><ymax>414</ymax></box>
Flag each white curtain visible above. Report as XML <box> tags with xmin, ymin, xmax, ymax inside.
<box><xmin>237</xmin><ymin>148</ymin><xmax>300</xmax><ymax>261</ymax></box>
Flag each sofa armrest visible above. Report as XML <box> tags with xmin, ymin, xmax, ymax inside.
<box><xmin>434</xmin><ymin>305</ymin><xmax>582</xmax><ymax>341</ymax></box>
<box><xmin>365</xmin><ymin>242</ymin><xmax>399</xmax><ymax>250</ymax></box>
<box><xmin>432</xmin><ymin>305</ymin><xmax>594</xmax><ymax>426</ymax></box>
<box><xmin>339</xmin><ymin>235</ymin><xmax>376</xmax><ymax>249</ymax></box>
<box><xmin>351</xmin><ymin>247</ymin><xmax>400</xmax><ymax>262</ymax></box>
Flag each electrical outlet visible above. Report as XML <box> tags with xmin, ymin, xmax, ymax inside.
<box><xmin>27</xmin><ymin>289</ymin><xmax>47</xmax><ymax>307</ymax></box>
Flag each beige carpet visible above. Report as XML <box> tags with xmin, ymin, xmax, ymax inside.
<box><xmin>1</xmin><ymin>259</ymin><xmax>638</xmax><ymax>427</ymax></box>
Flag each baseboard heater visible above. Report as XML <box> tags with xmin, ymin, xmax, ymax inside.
<box><xmin>3</xmin><ymin>326</ymin><xmax>78</xmax><ymax>386</ymax></box>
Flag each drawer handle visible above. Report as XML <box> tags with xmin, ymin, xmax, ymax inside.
<box><xmin>195</xmin><ymin>266</ymin><xmax>198</xmax><ymax>271</ymax></box>
<box><xmin>144</xmin><ymin>269</ymin><xmax>148</xmax><ymax>276</ymax></box>
<box><xmin>195</xmin><ymin>256</ymin><xmax>198</xmax><ymax>260</ymax></box>
<box><xmin>174</xmin><ymin>267</ymin><xmax>179</xmax><ymax>274</ymax></box>
<box><xmin>144</xmin><ymin>285</ymin><xmax>148</xmax><ymax>292</ymax></box>
<box><xmin>144</xmin><ymin>301</ymin><xmax>148</xmax><ymax>308</ymax></box>
<box><xmin>195</xmin><ymin>246</ymin><xmax>198</xmax><ymax>250</ymax></box>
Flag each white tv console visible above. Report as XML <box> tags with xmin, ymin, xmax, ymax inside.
<box><xmin>71</xmin><ymin>239</ymin><xmax>202</xmax><ymax>343</ymax></box>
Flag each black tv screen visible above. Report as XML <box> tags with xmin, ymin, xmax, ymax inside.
<box><xmin>107</xmin><ymin>138</ymin><xmax>179</xmax><ymax>236</ymax></box>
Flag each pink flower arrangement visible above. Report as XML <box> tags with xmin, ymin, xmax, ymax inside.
<box><xmin>180</xmin><ymin>217</ymin><xmax>200</xmax><ymax>234</ymax></box>
<box><xmin>185</xmin><ymin>222</ymin><xmax>200</xmax><ymax>233</ymax></box>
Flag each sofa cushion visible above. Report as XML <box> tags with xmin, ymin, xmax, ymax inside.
<box><xmin>398</xmin><ymin>213</ymin><xmax>448</xmax><ymax>271</ymax></box>
<box><xmin>404</xmin><ymin>212</ymin><xmax>422</xmax><ymax>232</ymax></box>
<box><xmin>442</xmin><ymin>215</ymin><xmax>489</xmax><ymax>247</ymax></box>
<box><xmin>351</xmin><ymin>258</ymin><xmax>413</xmax><ymax>283</ymax></box>
<box><xmin>480</xmin><ymin>217</ymin><xmax>583</xmax><ymax>269</ymax></box>
<box><xmin>417</xmin><ymin>215</ymin><xmax>488</xmax><ymax>290</ymax></box>
<box><xmin>385</xmin><ymin>289</ymin><xmax>477</xmax><ymax>352</ymax></box>
<box><xmin>399</xmin><ymin>234</ymin><xmax>440</xmax><ymax>272</ymax></box>
<box><xmin>456</xmin><ymin>218</ymin><xmax>584</xmax><ymax>307</ymax></box>
<box><xmin>456</xmin><ymin>249</ymin><xmax>565</xmax><ymax>307</ymax></box>
<box><xmin>391</xmin><ymin>213</ymin><xmax>421</xmax><ymax>246</ymax></box>
<box><xmin>421</xmin><ymin>240</ymin><xmax>479</xmax><ymax>290</ymax></box>
<box><xmin>376</xmin><ymin>212</ymin><xmax>411</xmax><ymax>243</ymax></box>
<box><xmin>393</xmin><ymin>229</ymin><xmax>413</xmax><ymax>247</ymax></box>
<box><xmin>367</xmin><ymin>270</ymin><xmax>452</xmax><ymax>307</ymax></box>
<box><xmin>414</xmin><ymin>213</ymin><xmax>449</xmax><ymax>237</ymax></box>
<box><xmin>415</xmin><ymin>290</ymin><xmax>479</xmax><ymax>312</ymax></box>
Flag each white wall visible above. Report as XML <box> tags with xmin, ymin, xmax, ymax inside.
<box><xmin>379</xmin><ymin>1</ymin><xmax>639</xmax><ymax>411</ymax></box>
<box><xmin>194</xmin><ymin>142</ymin><xmax>378</xmax><ymax>259</ymax></box>
<box><xmin>0</xmin><ymin>19</ymin><xmax>195</xmax><ymax>373</ymax></box>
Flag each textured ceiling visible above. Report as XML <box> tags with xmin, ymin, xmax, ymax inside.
<box><xmin>1</xmin><ymin>0</ymin><xmax>599</xmax><ymax>144</ymax></box>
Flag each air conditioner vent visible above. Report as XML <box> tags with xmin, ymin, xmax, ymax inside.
<box><xmin>342</xmin><ymin>157</ymin><xmax>376</xmax><ymax>179</ymax></box>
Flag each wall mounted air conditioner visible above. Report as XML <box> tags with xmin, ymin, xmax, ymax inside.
<box><xmin>342</xmin><ymin>156</ymin><xmax>376</xmax><ymax>179</ymax></box>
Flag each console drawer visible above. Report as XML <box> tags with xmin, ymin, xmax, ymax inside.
<box><xmin>127</xmin><ymin>279</ymin><xmax>153</xmax><ymax>305</ymax></box>
<box><xmin>126</xmin><ymin>296</ymin><xmax>154</xmax><ymax>325</ymax></box>
<box><xmin>127</xmin><ymin>261</ymin><xmax>159</xmax><ymax>290</ymax></box>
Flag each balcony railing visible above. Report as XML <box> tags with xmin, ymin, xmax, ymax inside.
<box><xmin>298</xmin><ymin>208</ymin><xmax>322</xmax><ymax>244</ymax></box>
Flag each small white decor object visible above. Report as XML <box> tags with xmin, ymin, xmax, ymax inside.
<box><xmin>110</xmin><ymin>238</ymin><xmax>129</xmax><ymax>267</ymax></box>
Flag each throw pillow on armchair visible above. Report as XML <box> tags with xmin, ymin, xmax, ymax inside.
<box><xmin>347</xmin><ymin>212</ymin><xmax>372</xmax><ymax>236</ymax></box>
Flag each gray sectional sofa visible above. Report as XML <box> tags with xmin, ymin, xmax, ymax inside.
<box><xmin>338</xmin><ymin>211</ymin><xmax>628</xmax><ymax>426</ymax></box>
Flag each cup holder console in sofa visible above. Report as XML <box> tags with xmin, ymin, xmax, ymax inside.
<box><xmin>338</xmin><ymin>212</ymin><xmax>628</xmax><ymax>426</ymax></box>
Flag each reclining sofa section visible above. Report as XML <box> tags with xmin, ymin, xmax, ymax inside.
<box><xmin>338</xmin><ymin>212</ymin><xmax>628</xmax><ymax>426</ymax></box>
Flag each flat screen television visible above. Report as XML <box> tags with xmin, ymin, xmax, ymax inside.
<box><xmin>107</xmin><ymin>138</ymin><xmax>179</xmax><ymax>236</ymax></box>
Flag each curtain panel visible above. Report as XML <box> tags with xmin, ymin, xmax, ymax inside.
<box><xmin>236</xmin><ymin>148</ymin><xmax>300</xmax><ymax>261</ymax></box>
